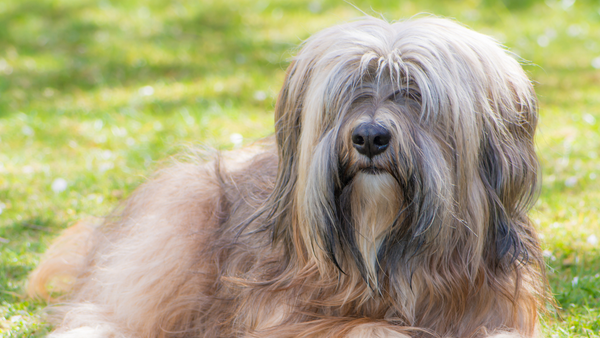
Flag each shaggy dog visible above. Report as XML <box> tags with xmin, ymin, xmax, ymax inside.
<box><xmin>29</xmin><ymin>17</ymin><xmax>547</xmax><ymax>338</ymax></box>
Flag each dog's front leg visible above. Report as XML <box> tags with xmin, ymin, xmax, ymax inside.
<box><xmin>344</xmin><ymin>323</ymin><xmax>412</xmax><ymax>338</ymax></box>
<box><xmin>245</xmin><ymin>319</ymin><xmax>413</xmax><ymax>338</ymax></box>
<box><xmin>44</xmin><ymin>302</ymin><xmax>138</xmax><ymax>338</ymax></box>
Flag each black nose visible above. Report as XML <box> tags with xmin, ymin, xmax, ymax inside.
<box><xmin>351</xmin><ymin>123</ymin><xmax>391</xmax><ymax>158</ymax></box>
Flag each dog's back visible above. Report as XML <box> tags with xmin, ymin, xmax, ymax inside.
<box><xmin>28</xmin><ymin>147</ymin><xmax>280</xmax><ymax>337</ymax></box>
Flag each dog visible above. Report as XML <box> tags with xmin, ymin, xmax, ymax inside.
<box><xmin>29</xmin><ymin>17</ymin><xmax>548</xmax><ymax>338</ymax></box>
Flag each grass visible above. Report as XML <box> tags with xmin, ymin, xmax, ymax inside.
<box><xmin>1</xmin><ymin>0</ymin><xmax>599</xmax><ymax>336</ymax></box>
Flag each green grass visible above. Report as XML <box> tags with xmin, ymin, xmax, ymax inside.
<box><xmin>1</xmin><ymin>0</ymin><xmax>599</xmax><ymax>336</ymax></box>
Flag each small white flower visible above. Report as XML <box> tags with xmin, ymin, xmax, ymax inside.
<box><xmin>213</xmin><ymin>82</ymin><xmax>224</xmax><ymax>92</ymax></box>
<box><xmin>111</xmin><ymin>126</ymin><xmax>127</xmax><ymax>137</ymax></box>
<box><xmin>253</xmin><ymin>91</ymin><xmax>267</xmax><ymax>101</ymax></box>
<box><xmin>542</xmin><ymin>250</ymin><xmax>556</xmax><ymax>261</ymax></box>
<box><xmin>43</xmin><ymin>87</ymin><xmax>55</xmax><ymax>97</ymax></box>
<box><xmin>567</xmin><ymin>24</ymin><xmax>582</xmax><ymax>37</ymax></box>
<box><xmin>0</xmin><ymin>59</ymin><xmax>13</xmax><ymax>74</ymax></box>
<box><xmin>587</xmin><ymin>234</ymin><xmax>598</xmax><ymax>246</ymax></box>
<box><xmin>592</xmin><ymin>56</ymin><xmax>600</xmax><ymax>69</ymax></box>
<box><xmin>139</xmin><ymin>85</ymin><xmax>155</xmax><ymax>96</ymax></box>
<box><xmin>99</xmin><ymin>162</ymin><xmax>114</xmax><ymax>173</ymax></box>
<box><xmin>571</xmin><ymin>276</ymin><xmax>579</xmax><ymax>287</ymax></box>
<box><xmin>561</xmin><ymin>0</ymin><xmax>575</xmax><ymax>10</ymax></box>
<box><xmin>22</xmin><ymin>125</ymin><xmax>34</xmax><ymax>136</ymax></box>
<box><xmin>101</xmin><ymin>150</ymin><xmax>113</xmax><ymax>160</ymax></box>
<box><xmin>308</xmin><ymin>1</ymin><xmax>322</xmax><ymax>13</ymax></box>
<box><xmin>94</xmin><ymin>119</ymin><xmax>104</xmax><ymax>130</ymax></box>
<box><xmin>230</xmin><ymin>133</ymin><xmax>243</xmax><ymax>148</ymax></box>
<box><xmin>545</xmin><ymin>28</ymin><xmax>557</xmax><ymax>39</ymax></box>
<box><xmin>564</xmin><ymin>176</ymin><xmax>577</xmax><ymax>187</ymax></box>
<box><xmin>51</xmin><ymin>178</ymin><xmax>68</xmax><ymax>193</ymax></box>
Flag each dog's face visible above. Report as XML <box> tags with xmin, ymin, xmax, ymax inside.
<box><xmin>266</xmin><ymin>18</ymin><xmax>540</xmax><ymax>288</ymax></box>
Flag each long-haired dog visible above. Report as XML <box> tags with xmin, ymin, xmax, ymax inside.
<box><xmin>29</xmin><ymin>17</ymin><xmax>547</xmax><ymax>338</ymax></box>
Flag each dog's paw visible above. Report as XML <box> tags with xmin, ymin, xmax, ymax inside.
<box><xmin>346</xmin><ymin>323</ymin><xmax>411</xmax><ymax>338</ymax></box>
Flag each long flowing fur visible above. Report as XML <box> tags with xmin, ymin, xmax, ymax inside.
<box><xmin>29</xmin><ymin>17</ymin><xmax>547</xmax><ymax>338</ymax></box>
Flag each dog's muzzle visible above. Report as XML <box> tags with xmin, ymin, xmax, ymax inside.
<box><xmin>351</xmin><ymin>123</ymin><xmax>391</xmax><ymax>159</ymax></box>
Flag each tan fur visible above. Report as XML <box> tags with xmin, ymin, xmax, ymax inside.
<box><xmin>351</xmin><ymin>173</ymin><xmax>402</xmax><ymax>289</ymax></box>
<box><xmin>28</xmin><ymin>219</ymin><xmax>99</xmax><ymax>302</ymax></box>
<box><xmin>30</xmin><ymin>17</ymin><xmax>548</xmax><ymax>337</ymax></box>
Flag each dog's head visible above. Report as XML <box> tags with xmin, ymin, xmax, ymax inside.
<box><xmin>265</xmin><ymin>17</ymin><xmax>539</xmax><ymax>287</ymax></box>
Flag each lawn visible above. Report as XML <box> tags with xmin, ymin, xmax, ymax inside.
<box><xmin>0</xmin><ymin>0</ymin><xmax>599</xmax><ymax>336</ymax></box>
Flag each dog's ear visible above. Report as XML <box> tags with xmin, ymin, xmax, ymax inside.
<box><xmin>260</xmin><ymin>60</ymin><xmax>314</xmax><ymax>244</ymax></box>
<box><xmin>479</xmin><ymin>79</ymin><xmax>540</xmax><ymax>271</ymax></box>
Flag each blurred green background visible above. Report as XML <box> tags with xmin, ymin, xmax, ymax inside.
<box><xmin>0</xmin><ymin>0</ymin><xmax>599</xmax><ymax>336</ymax></box>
